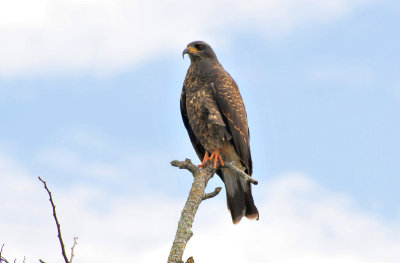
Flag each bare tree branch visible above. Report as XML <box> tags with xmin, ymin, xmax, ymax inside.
<box><xmin>223</xmin><ymin>161</ymin><xmax>258</xmax><ymax>185</ymax></box>
<box><xmin>69</xmin><ymin>237</ymin><xmax>78</xmax><ymax>263</ymax></box>
<box><xmin>202</xmin><ymin>187</ymin><xmax>222</xmax><ymax>201</ymax></box>
<box><xmin>170</xmin><ymin>159</ymin><xmax>198</xmax><ymax>175</ymax></box>
<box><xmin>0</xmin><ymin>244</ymin><xmax>4</xmax><ymax>261</ymax></box>
<box><xmin>2</xmin><ymin>178</ymin><xmax>77</xmax><ymax>263</ymax></box>
<box><xmin>167</xmin><ymin>158</ymin><xmax>259</xmax><ymax>263</ymax></box>
<box><xmin>38</xmin><ymin>177</ymin><xmax>69</xmax><ymax>263</ymax></box>
<box><xmin>167</xmin><ymin>159</ymin><xmax>216</xmax><ymax>263</ymax></box>
<box><xmin>0</xmin><ymin>244</ymin><xmax>11</xmax><ymax>263</ymax></box>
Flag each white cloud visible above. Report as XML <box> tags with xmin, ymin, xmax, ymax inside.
<box><xmin>32</xmin><ymin>127</ymin><xmax>174</xmax><ymax>183</ymax></box>
<box><xmin>1</xmin><ymin>153</ymin><xmax>399</xmax><ymax>263</ymax></box>
<box><xmin>187</xmin><ymin>173</ymin><xmax>400</xmax><ymax>263</ymax></box>
<box><xmin>35</xmin><ymin>147</ymin><xmax>128</xmax><ymax>180</ymax></box>
<box><xmin>0</xmin><ymin>0</ymin><xmax>373</xmax><ymax>78</ymax></box>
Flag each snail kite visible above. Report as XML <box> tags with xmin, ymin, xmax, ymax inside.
<box><xmin>180</xmin><ymin>41</ymin><xmax>259</xmax><ymax>224</ymax></box>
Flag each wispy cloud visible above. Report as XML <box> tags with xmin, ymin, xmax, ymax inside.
<box><xmin>35</xmin><ymin>147</ymin><xmax>128</xmax><ymax>180</ymax></box>
<box><xmin>27</xmin><ymin>127</ymin><xmax>183</xmax><ymax>197</ymax></box>
<box><xmin>1</xmin><ymin>153</ymin><xmax>399</xmax><ymax>263</ymax></box>
<box><xmin>32</xmin><ymin>127</ymin><xmax>171</xmax><ymax>183</ymax></box>
<box><xmin>0</xmin><ymin>0</ymin><xmax>373</xmax><ymax>77</ymax></box>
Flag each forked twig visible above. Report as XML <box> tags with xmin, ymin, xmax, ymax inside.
<box><xmin>0</xmin><ymin>244</ymin><xmax>10</xmax><ymax>263</ymax></box>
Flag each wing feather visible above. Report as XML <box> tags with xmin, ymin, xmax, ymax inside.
<box><xmin>180</xmin><ymin>87</ymin><xmax>206</xmax><ymax>160</ymax></box>
<box><xmin>210</xmin><ymin>73</ymin><xmax>252</xmax><ymax>175</ymax></box>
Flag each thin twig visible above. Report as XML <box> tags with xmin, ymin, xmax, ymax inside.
<box><xmin>202</xmin><ymin>187</ymin><xmax>222</xmax><ymax>201</ymax></box>
<box><xmin>38</xmin><ymin>177</ymin><xmax>69</xmax><ymax>263</ymax></box>
<box><xmin>69</xmin><ymin>237</ymin><xmax>78</xmax><ymax>263</ymax></box>
<box><xmin>0</xmin><ymin>244</ymin><xmax>4</xmax><ymax>262</ymax></box>
<box><xmin>223</xmin><ymin>161</ymin><xmax>258</xmax><ymax>185</ymax></box>
<box><xmin>0</xmin><ymin>244</ymin><xmax>10</xmax><ymax>263</ymax></box>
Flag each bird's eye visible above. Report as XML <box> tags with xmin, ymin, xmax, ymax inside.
<box><xmin>195</xmin><ymin>45</ymin><xmax>203</xmax><ymax>51</ymax></box>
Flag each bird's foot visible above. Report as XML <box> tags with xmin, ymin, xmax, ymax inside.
<box><xmin>198</xmin><ymin>152</ymin><xmax>210</xmax><ymax>168</ymax></box>
<box><xmin>209</xmin><ymin>149</ymin><xmax>224</xmax><ymax>168</ymax></box>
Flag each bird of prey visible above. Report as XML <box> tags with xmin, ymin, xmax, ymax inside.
<box><xmin>181</xmin><ymin>40</ymin><xmax>259</xmax><ymax>224</ymax></box>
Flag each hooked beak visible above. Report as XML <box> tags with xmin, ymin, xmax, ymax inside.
<box><xmin>182</xmin><ymin>46</ymin><xmax>199</xmax><ymax>59</ymax></box>
<box><xmin>182</xmin><ymin>48</ymin><xmax>190</xmax><ymax>59</ymax></box>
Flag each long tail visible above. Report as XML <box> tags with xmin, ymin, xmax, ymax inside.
<box><xmin>221</xmin><ymin>166</ymin><xmax>259</xmax><ymax>224</ymax></box>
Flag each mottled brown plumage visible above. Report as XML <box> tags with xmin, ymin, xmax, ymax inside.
<box><xmin>181</xmin><ymin>41</ymin><xmax>259</xmax><ymax>224</ymax></box>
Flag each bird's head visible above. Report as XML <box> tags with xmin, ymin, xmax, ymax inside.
<box><xmin>182</xmin><ymin>41</ymin><xmax>217</xmax><ymax>62</ymax></box>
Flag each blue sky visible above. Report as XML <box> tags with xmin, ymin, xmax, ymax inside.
<box><xmin>1</xmin><ymin>0</ymin><xmax>400</xmax><ymax>262</ymax></box>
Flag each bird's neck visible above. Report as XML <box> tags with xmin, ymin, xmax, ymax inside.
<box><xmin>184</xmin><ymin>60</ymin><xmax>220</xmax><ymax>93</ymax></box>
<box><xmin>190</xmin><ymin>59</ymin><xmax>219</xmax><ymax>75</ymax></box>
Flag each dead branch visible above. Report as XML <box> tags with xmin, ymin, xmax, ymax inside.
<box><xmin>2</xmin><ymin>178</ymin><xmax>77</xmax><ymax>263</ymax></box>
<box><xmin>168</xmin><ymin>158</ymin><xmax>258</xmax><ymax>263</ymax></box>
<box><xmin>168</xmin><ymin>159</ymin><xmax>219</xmax><ymax>263</ymax></box>
<box><xmin>38</xmin><ymin>177</ymin><xmax>69</xmax><ymax>263</ymax></box>
<box><xmin>0</xmin><ymin>244</ymin><xmax>10</xmax><ymax>263</ymax></box>
<box><xmin>202</xmin><ymin>187</ymin><xmax>222</xmax><ymax>201</ymax></box>
<box><xmin>170</xmin><ymin>159</ymin><xmax>198</xmax><ymax>175</ymax></box>
<box><xmin>224</xmin><ymin>161</ymin><xmax>258</xmax><ymax>185</ymax></box>
<box><xmin>69</xmin><ymin>237</ymin><xmax>78</xmax><ymax>263</ymax></box>
<box><xmin>167</xmin><ymin>158</ymin><xmax>259</xmax><ymax>262</ymax></box>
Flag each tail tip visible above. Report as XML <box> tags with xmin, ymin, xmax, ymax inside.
<box><xmin>245</xmin><ymin>212</ymin><xmax>259</xmax><ymax>221</ymax></box>
<box><xmin>231</xmin><ymin>212</ymin><xmax>259</xmax><ymax>224</ymax></box>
